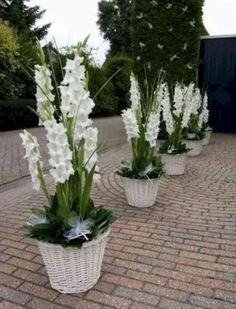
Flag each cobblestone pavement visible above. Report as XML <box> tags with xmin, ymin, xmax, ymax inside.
<box><xmin>0</xmin><ymin>116</ymin><xmax>126</xmax><ymax>185</ymax></box>
<box><xmin>1</xmin><ymin>134</ymin><xmax>236</xmax><ymax>308</ymax></box>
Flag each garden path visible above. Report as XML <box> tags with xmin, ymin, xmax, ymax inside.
<box><xmin>0</xmin><ymin>133</ymin><xmax>236</xmax><ymax>308</ymax></box>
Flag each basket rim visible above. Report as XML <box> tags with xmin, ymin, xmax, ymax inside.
<box><xmin>121</xmin><ymin>176</ymin><xmax>160</xmax><ymax>183</ymax></box>
<box><xmin>37</xmin><ymin>228</ymin><xmax>110</xmax><ymax>250</ymax></box>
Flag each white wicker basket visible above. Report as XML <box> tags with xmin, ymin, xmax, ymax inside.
<box><xmin>122</xmin><ymin>177</ymin><xmax>159</xmax><ymax>207</ymax></box>
<box><xmin>202</xmin><ymin>131</ymin><xmax>211</xmax><ymax>146</ymax></box>
<box><xmin>161</xmin><ymin>153</ymin><xmax>186</xmax><ymax>175</ymax></box>
<box><xmin>37</xmin><ymin>229</ymin><xmax>110</xmax><ymax>294</ymax></box>
<box><xmin>185</xmin><ymin>140</ymin><xmax>203</xmax><ymax>157</ymax></box>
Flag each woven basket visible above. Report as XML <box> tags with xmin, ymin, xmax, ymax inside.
<box><xmin>185</xmin><ymin>140</ymin><xmax>203</xmax><ymax>157</ymax></box>
<box><xmin>37</xmin><ymin>229</ymin><xmax>110</xmax><ymax>294</ymax></box>
<box><xmin>202</xmin><ymin>131</ymin><xmax>211</xmax><ymax>146</ymax></box>
<box><xmin>161</xmin><ymin>153</ymin><xmax>186</xmax><ymax>175</ymax></box>
<box><xmin>122</xmin><ymin>177</ymin><xmax>159</xmax><ymax>207</ymax></box>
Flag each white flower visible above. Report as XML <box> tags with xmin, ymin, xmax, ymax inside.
<box><xmin>191</xmin><ymin>88</ymin><xmax>201</xmax><ymax>115</ymax></box>
<box><xmin>44</xmin><ymin>119</ymin><xmax>74</xmax><ymax>184</ymax></box>
<box><xmin>145</xmin><ymin>111</ymin><xmax>161</xmax><ymax>148</ymax></box>
<box><xmin>64</xmin><ymin>217</ymin><xmax>93</xmax><ymax>241</ymax></box>
<box><xmin>202</xmin><ymin>92</ymin><xmax>209</xmax><ymax>124</ymax></box>
<box><xmin>35</xmin><ymin>64</ymin><xmax>55</xmax><ymax>124</ymax></box>
<box><xmin>84</xmin><ymin>127</ymin><xmax>99</xmax><ymax>178</ymax></box>
<box><xmin>198</xmin><ymin>110</ymin><xmax>204</xmax><ymax>129</ymax></box>
<box><xmin>181</xmin><ymin>84</ymin><xmax>199</xmax><ymax>129</ymax></box>
<box><xmin>60</xmin><ymin>56</ymin><xmax>95</xmax><ymax>146</ymax></box>
<box><xmin>20</xmin><ymin>130</ymin><xmax>43</xmax><ymax>191</ymax></box>
<box><xmin>130</xmin><ymin>73</ymin><xmax>141</xmax><ymax>111</ymax></box>
<box><xmin>121</xmin><ymin>108</ymin><xmax>140</xmax><ymax>141</ymax></box>
<box><xmin>161</xmin><ymin>87</ymin><xmax>174</xmax><ymax>136</ymax></box>
<box><xmin>173</xmin><ymin>84</ymin><xmax>184</xmax><ymax>117</ymax></box>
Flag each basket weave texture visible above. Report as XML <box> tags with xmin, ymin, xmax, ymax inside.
<box><xmin>185</xmin><ymin>140</ymin><xmax>203</xmax><ymax>157</ymax></box>
<box><xmin>202</xmin><ymin>131</ymin><xmax>211</xmax><ymax>146</ymax></box>
<box><xmin>161</xmin><ymin>154</ymin><xmax>186</xmax><ymax>175</ymax></box>
<box><xmin>37</xmin><ymin>229</ymin><xmax>109</xmax><ymax>294</ymax></box>
<box><xmin>122</xmin><ymin>177</ymin><xmax>159</xmax><ymax>207</ymax></box>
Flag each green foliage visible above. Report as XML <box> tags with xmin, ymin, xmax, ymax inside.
<box><xmin>132</xmin><ymin>0</ymin><xmax>207</xmax><ymax>86</ymax></box>
<box><xmin>97</xmin><ymin>0</ymin><xmax>132</xmax><ymax>56</ymax></box>
<box><xmin>183</xmin><ymin>114</ymin><xmax>205</xmax><ymax>140</ymax></box>
<box><xmin>0</xmin><ymin>22</ymin><xmax>22</xmax><ymax>99</ymax></box>
<box><xmin>25</xmin><ymin>196</ymin><xmax>115</xmax><ymax>248</ymax></box>
<box><xmin>159</xmin><ymin>140</ymin><xmax>188</xmax><ymax>155</ymax></box>
<box><xmin>0</xmin><ymin>21</ymin><xmax>18</xmax><ymax>53</ymax></box>
<box><xmin>88</xmin><ymin>65</ymin><xmax>118</xmax><ymax>116</ymax></box>
<box><xmin>104</xmin><ymin>56</ymin><xmax>133</xmax><ymax>112</ymax></box>
<box><xmin>0</xmin><ymin>99</ymin><xmax>38</xmax><ymax>130</ymax></box>
<box><xmin>118</xmin><ymin>157</ymin><xmax>163</xmax><ymax>179</ymax></box>
<box><xmin>0</xmin><ymin>0</ymin><xmax>50</xmax><ymax>40</ymax></box>
<box><xmin>0</xmin><ymin>0</ymin><xmax>50</xmax><ymax>100</ymax></box>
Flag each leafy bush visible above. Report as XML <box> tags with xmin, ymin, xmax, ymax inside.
<box><xmin>0</xmin><ymin>100</ymin><xmax>38</xmax><ymax>131</ymax></box>
<box><xmin>88</xmin><ymin>66</ymin><xmax>118</xmax><ymax>116</ymax></box>
<box><xmin>103</xmin><ymin>56</ymin><xmax>133</xmax><ymax>112</ymax></box>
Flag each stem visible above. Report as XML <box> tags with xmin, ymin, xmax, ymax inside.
<box><xmin>37</xmin><ymin>163</ymin><xmax>51</xmax><ymax>205</ymax></box>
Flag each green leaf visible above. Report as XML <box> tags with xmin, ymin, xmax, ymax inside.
<box><xmin>80</xmin><ymin>164</ymin><xmax>96</xmax><ymax>218</ymax></box>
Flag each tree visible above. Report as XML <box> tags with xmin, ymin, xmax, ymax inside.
<box><xmin>0</xmin><ymin>0</ymin><xmax>50</xmax><ymax>40</ymax></box>
<box><xmin>0</xmin><ymin>21</ymin><xmax>22</xmax><ymax>99</ymax></box>
<box><xmin>97</xmin><ymin>0</ymin><xmax>132</xmax><ymax>56</ymax></box>
<box><xmin>132</xmin><ymin>0</ymin><xmax>207</xmax><ymax>87</ymax></box>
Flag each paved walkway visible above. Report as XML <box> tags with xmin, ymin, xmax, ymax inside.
<box><xmin>0</xmin><ymin>133</ymin><xmax>236</xmax><ymax>308</ymax></box>
<box><xmin>0</xmin><ymin>116</ymin><xmax>126</xmax><ymax>186</ymax></box>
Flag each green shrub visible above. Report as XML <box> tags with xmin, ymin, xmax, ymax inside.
<box><xmin>103</xmin><ymin>56</ymin><xmax>133</xmax><ymax>112</ymax></box>
<box><xmin>88</xmin><ymin>65</ymin><xmax>118</xmax><ymax>116</ymax></box>
<box><xmin>0</xmin><ymin>99</ymin><xmax>38</xmax><ymax>131</ymax></box>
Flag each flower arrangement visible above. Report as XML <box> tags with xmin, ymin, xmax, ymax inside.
<box><xmin>183</xmin><ymin>88</ymin><xmax>208</xmax><ymax>141</ymax></box>
<box><xmin>159</xmin><ymin>83</ymin><xmax>195</xmax><ymax>155</ymax></box>
<box><xmin>199</xmin><ymin>91</ymin><xmax>210</xmax><ymax>133</ymax></box>
<box><xmin>118</xmin><ymin>73</ymin><xmax>163</xmax><ymax>179</ymax></box>
<box><xmin>20</xmin><ymin>44</ymin><xmax>115</xmax><ymax>248</ymax></box>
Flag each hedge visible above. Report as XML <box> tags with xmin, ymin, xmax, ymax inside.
<box><xmin>0</xmin><ymin>99</ymin><xmax>38</xmax><ymax>131</ymax></box>
<box><xmin>103</xmin><ymin>55</ymin><xmax>133</xmax><ymax>112</ymax></box>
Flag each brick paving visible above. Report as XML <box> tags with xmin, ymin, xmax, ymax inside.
<box><xmin>0</xmin><ymin>133</ymin><xmax>236</xmax><ymax>308</ymax></box>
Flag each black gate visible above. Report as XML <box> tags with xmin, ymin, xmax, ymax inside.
<box><xmin>199</xmin><ymin>36</ymin><xmax>236</xmax><ymax>132</ymax></box>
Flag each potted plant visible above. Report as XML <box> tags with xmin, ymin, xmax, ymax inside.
<box><xmin>183</xmin><ymin>88</ymin><xmax>206</xmax><ymax>157</ymax></box>
<box><xmin>20</xmin><ymin>44</ymin><xmax>115</xmax><ymax>294</ymax></box>
<box><xmin>159</xmin><ymin>83</ymin><xmax>194</xmax><ymax>175</ymax></box>
<box><xmin>117</xmin><ymin>73</ymin><xmax>163</xmax><ymax>208</ymax></box>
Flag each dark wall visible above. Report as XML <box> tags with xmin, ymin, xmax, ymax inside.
<box><xmin>199</xmin><ymin>37</ymin><xmax>236</xmax><ymax>132</ymax></box>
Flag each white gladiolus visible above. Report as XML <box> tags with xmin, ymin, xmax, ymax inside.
<box><xmin>20</xmin><ymin>130</ymin><xmax>43</xmax><ymax>191</ymax></box>
<box><xmin>191</xmin><ymin>88</ymin><xmax>201</xmax><ymax>115</ymax></box>
<box><xmin>182</xmin><ymin>85</ymin><xmax>201</xmax><ymax>129</ymax></box>
<box><xmin>35</xmin><ymin>65</ymin><xmax>55</xmax><ymax>124</ymax></box>
<box><xmin>60</xmin><ymin>56</ymin><xmax>95</xmax><ymax>146</ymax></box>
<box><xmin>122</xmin><ymin>108</ymin><xmax>140</xmax><ymax>141</ymax></box>
<box><xmin>173</xmin><ymin>84</ymin><xmax>184</xmax><ymax>117</ymax></box>
<box><xmin>161</xmin><ymin>88</ymin><xmax>174</xmax><ymax>135</ymax></box>
<box><xmin>145</xmin><ymin>111</ymin><xmax>161</xmax><ymax>148</ymax></box>
<box><xmin>130</xmin><ymin>73</ymin><xmax>141</xmax><ymax>111</ymax></box>
<box><xmin>202</xmin><ymin>93</ymin><xmax>209</xmax><ymax>124</ymax></box>
<box><xmin>44</xmin><ymin>119</ymin><xmax>74</xmax><ymax>184</ymax></box>
<box><xmin>84</xmin><ymin>127</ymin><xmax>98</xmax><ymax>173</ymax></box>
<box><xmin>198</xmin><ymin>92</ymin><xmax>209</xmax><ymax>129</ymax></box>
